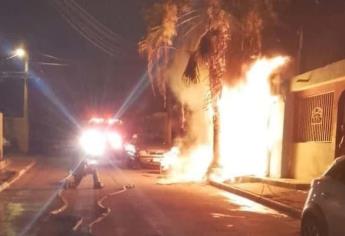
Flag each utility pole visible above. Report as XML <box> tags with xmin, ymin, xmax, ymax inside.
<box><xmin>12</xmin><ymin>47</ymin><xmax>29</xmax><ymax>153</ymax></box>
<box><xmin>296</xmin><ymin>26</ymin><xmax>304</xmax><ymax>74</ymax></box>
<box><xmin>22</xmin><ymin>53</ymin><xmax>29</xmax><ymax>153</ymax></box>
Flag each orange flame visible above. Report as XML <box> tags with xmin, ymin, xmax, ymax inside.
<box><xmin>216</xmin><ymin>56</ymin><xmax>288</xmax><ymax>181</ymax></box>
<box><xmin>162</xmin><ymin>56</ymin><xmax>288</xmax><ymax>183</ymax></box>
<box><xmin>159</xmin><ymin>145</ymin><xmax>212</xmax><ymax>184</ymax></box>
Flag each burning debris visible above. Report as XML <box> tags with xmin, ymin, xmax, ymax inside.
<box><xmin>159</xmin><ymin>145</ymin><xmax>212</xmax><ymax>184</ymax></box>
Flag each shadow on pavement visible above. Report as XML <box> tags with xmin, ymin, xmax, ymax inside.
<box><xmin>35</xmin><ymin>214</ymin><xmax>94</xmax><ymax>236</ymax></box>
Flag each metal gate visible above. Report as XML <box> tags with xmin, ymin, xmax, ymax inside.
<box><xmin>294</xmin><ymin>92</ymin><xmax>334</xmax><ymax>142</ymax></box>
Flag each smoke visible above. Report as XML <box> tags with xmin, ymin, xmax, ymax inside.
<box><xmin>157</xmin><ymin>50</ymin><xmax>213</xmax><ymax>183</ymax></box>
<box><xmin>167</xmin><ymin>50</ymin><xmax>212</xmax><ymax>148</ymax></box>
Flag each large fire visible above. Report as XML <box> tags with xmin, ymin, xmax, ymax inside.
<box><xmin>216</xmin><ymin>56</ymin><xmax>287</xmax><ymax>181</ymax></box>
<box><xmin>162</xmin><ymin>56</ymin><xmax>288</xmax><ymax>183</ymax></box>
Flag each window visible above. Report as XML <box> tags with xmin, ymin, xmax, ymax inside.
<box><xmin>294</xmin><ymin>92</ymin><xmax>334</xmax><ymax>142</ymax></box>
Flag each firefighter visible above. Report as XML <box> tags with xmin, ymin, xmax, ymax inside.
<box><xmin>66</xmin><ymin>160</ymin><xmax>103</xmax><ymax>189</ymax></box>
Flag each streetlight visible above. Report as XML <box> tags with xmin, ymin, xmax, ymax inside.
<box><xmin>14</xmin><ymin>48</ymin><xmax>26</xmax><ymax>59</ymax></box>
<box><xmin>13</xmin><ymin>47</ymin><xmax>29</xmax><ymax>116</ymax></box>
<box><xmin>13</xmin><ymin>47</ymin><xmax>28</xmax><ymax>71</ymax></box>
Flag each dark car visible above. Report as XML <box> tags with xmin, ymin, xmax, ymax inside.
<box><xmin>301</xmin><ymin>156</ymin><xmax>345</xmax><ymax>236</ymax></box>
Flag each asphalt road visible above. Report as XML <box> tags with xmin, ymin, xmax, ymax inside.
<box><xmin>0</xmin><ymin>157</ymin><xmax>300</xmax><ymax>236</ymax></box>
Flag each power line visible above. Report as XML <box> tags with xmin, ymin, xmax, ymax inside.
<box><xmin>52</xmin><ymin>0</ymin><xmax>125</xmax><ymax>56</ymax></box>
<box><xmin>53</xmin><ymin>0</ymin><xmax>117</xmax><ymax>56</ymax></box>
<box><xmin>68</xmin><ymin>0</ymin><xmax>125</xmax><ymax>45</ymax></box>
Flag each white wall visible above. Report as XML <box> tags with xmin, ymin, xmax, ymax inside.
<box><xmin>268</xmin><ymin>98</ymin><xmax>285</xmax><ymax>178</ymax></box>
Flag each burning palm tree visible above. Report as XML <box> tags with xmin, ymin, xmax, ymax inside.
<box><xmin>183</xmin><ymin>0</ymin><xmax>230</xmax><ymax>173</ymax></box>
<box><xmin>139</xmin><ymin>0</ymin><xmax>289</xmax><ymax>179</ymax></box>
<box><xmin>138</xmin><ymin>0</ymin><xmax>191</xmax><ymax>100</ymax></box>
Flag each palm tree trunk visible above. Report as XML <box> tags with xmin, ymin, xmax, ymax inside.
<box><xmin>207</xmin><ymin>102</ymin><xmax>220</xmax><ymax>176</ymax></box>
<box><xmin>213</xmin><ymin>105</ymin><xmax>220</xmax><ymax>167</ymax></box>
<box><xmin>166</xmin><ymin>92</ymin><xmax>173</xmax><ymax>146</ymax></box>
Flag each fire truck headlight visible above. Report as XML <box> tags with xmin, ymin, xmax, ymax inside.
<box><xmin>107</xmin><ymin>132</ymin><xmax>123</xmax><ymax>150</ymax></box>
<box><xmin>80</xmin><ymin>129</ymin><xmax>106</xmax><ymax>156</ymax></box>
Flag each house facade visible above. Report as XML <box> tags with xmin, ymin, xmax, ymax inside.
<box><xmin>282</xmin><ymin>59</ymin><xmax>345</xmax><ymax>181</ymax></box>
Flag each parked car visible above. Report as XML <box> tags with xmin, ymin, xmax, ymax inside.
<box><xmin>301</xmin><ymin>155</ymin><xmax>345</xmax><ymax>236</ymax></box>
<box><xmin>138</xmin><ymin>145</ymin><xmax>169</xmax><ymax>168</ymax></box>
<box><xmin>129</xmin><ymin>134</ymin><xmax>170</xmax><ymax>168</ymax></box>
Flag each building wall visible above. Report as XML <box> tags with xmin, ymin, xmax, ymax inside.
<box><xmin>268</xmin><ymin>98</ymin><xmax>285</xmax><ymax>178</ymax></box>
<box><xmin>285</xmin><ymin>60</ymin><xmax>345</xmax><ymax>181</ymax></box>
<box><xmin>292</xmin><ymin>142</ymin><xmax>333</xmax><ymax>180</ymax></box>
<box><xmin>291</xmin><ymin>90</ymin><xmax>336</xmax><ymax>181</ymax></box>
<box><xmin>4</xmin><ymin>117</ymin><xmax>29</xmax><ymax>153</ymax></box>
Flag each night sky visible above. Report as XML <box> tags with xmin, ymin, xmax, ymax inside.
<box><xmin>0</xmin><ymin>0</ymin><xmax>156</xmax><ymax>152</ymax></box>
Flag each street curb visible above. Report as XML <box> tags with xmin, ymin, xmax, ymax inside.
<box><xmin>245</xmin><ymin>176</ymin><xmax>310</xmax><ymax>191</ymax></box>
<box><xmin>0</xmin><ymin>160</ymin><xmax>36</xmax><ymax>193</ymax></box>
<box><xmin>209</xmin><ymin>180</ymin><xmax>302</xmax><ymax>219</ymax></box>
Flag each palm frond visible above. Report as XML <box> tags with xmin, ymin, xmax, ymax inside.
<box><xmin>177</xmin><ymin>14</ymin><xmax>201</xmax><ymax>27</ymax></box>
<box><xmin>198</xmin><ymin>29</ymin><xmax>221</xmax><ymax>61</ymax></box>
<box><xmin>183</xmin><ymin>51</ymin><xmax>200</xmax><ymax>84</ymax></box>
<box><xmin>178</xmin><ymin>9</ymin><xmax>200</xmax><ymax>20</ymax></box>
<box><xmin>181</xmin><ymin>21</ymin><xmax>203</xmax><ymax>39</ymax></box>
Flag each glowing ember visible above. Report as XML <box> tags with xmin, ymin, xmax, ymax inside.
<box><xmin>161</xmin><ymin>56</ymin><xmax>288</xmax><ymax>183</ymax></box>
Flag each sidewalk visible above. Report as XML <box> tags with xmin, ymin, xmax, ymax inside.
<box><xmin>210</xmin><ymin>177</ymin><xmax>310</xmax><ymax>219</ymax></box>
<box><xmin>0</xmin><ymin>154</ymin><xmax>36</xmax><ymax>192</ymax></box>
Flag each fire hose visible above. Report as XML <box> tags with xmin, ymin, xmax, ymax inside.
<box><xmin>88</xmin><ymin>184</ymin><xmax>135</xmax><ymax>234</ymax></box>
<box><xmin>49</xmin><ymin>175</ymin><xmax>135</xmax><ymax>234</ymax></box>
